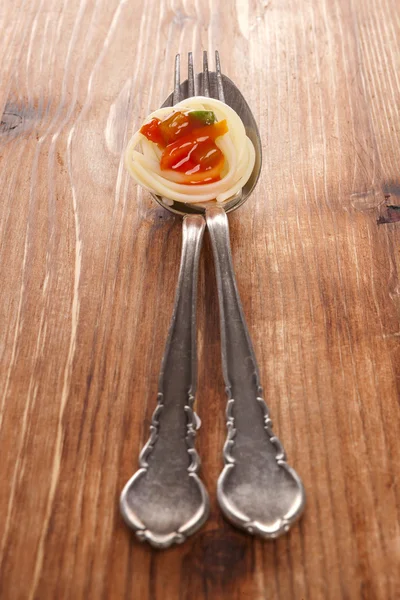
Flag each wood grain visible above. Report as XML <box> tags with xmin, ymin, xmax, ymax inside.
<box><xmin>1</xmin><ymin>0</ymin><xmax>400</xmax><ymax>598</ymax></box>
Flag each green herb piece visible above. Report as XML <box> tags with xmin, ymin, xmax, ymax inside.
<box><xmin>188</xmin><ymin>110</ymin><xmax>217</xmax><ymax>126</ymax></box>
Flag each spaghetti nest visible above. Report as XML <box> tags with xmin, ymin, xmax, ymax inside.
<box><xmin>124</xmin><ymin>96</ymin><xmax>255</xmax><ymax>205</ymax></box>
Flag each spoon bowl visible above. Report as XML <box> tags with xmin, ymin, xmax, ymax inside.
<box><xmin>152</xmin><ymin>72</ymin><xmax>262</xmax><ymax>216</ymax></box>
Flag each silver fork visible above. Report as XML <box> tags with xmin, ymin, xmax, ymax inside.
<box><xmin>120</xmin><ymin>53</ymin><xmax>213</xmax><ymax>549</ymax></box>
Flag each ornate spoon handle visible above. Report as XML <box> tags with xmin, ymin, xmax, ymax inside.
<box><xmin>120</xmin><ymin>214</ymin><xmax>209</xmax><ymax>549</ymax></box>
<box><xmin>206</xmin><ymin>206</ymin><xmax>305</xmax><ymax>539</ymax></box>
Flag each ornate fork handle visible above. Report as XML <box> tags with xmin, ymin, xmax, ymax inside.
<box><xmin>206</xmin><ymin>206</ymin><xmax>305</xmax><ymax>538</ymax></box>
<box><xmin>120</xmin><ymin>215</ymin><xmax>209</xmax><ymax>549</ymax></box>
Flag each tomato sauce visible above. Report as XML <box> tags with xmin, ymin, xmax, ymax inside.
<box><xmin>140</xmin><ymin>110</ymin><xmax>228</xmax><ymax>184</ymax></box>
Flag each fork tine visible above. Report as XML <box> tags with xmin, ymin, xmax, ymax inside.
<box><xmin>188</xmin><ymin>52</ymin><xmax>195</xmax><ymax>97</ymax></box>
<box><xmin>173</xmin><ymin>54</ymin><xmax>181</xmax><ymax>105</ymax></box>
<box><xmin>215</xmin><ymin>50</ymin><xmax>225</xmax><ymax>102</ymax></box>
<box><xmin>202</xmin><ymin>51</ymin><xmax>210</xmax><ymax>97</ymax></box>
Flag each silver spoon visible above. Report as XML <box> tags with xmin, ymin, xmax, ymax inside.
<box><xmin>161</xmin><ymin>51</ymin><xmax>306</xmax><ymax>538</ymax></box>
<box><xmin>120</xmin><ymin>52</ymin><xmax>305</xmax><ymax>548</ymax></box>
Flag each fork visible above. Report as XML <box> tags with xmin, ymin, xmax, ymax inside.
<box><xmin>120</xmin><ymin>53</ymin><xmax>213</xmax><ymax>549</ymax></box>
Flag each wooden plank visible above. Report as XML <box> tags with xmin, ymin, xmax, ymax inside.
<box><xmin>0</xmin><ymin>0</ymin><xmax>399</xmax><ymax>598</ymax></box>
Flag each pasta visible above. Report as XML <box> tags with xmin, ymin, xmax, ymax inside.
<box><xmin>124</xmin><ymin>96</ymin><xmax>255</xmax><ymax>206</ymax></box>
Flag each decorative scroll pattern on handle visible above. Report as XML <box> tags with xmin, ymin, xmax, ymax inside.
<box><xmin>206</xmin><ymin>206</ymin><xmax>306</xmax><ymax>539</ymax></box>
<box><xmin>120</xmin><ymin>215</ymin><xmax>209</xmax><ymax>549</ymax></box>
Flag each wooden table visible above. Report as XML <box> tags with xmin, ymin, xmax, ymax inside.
<box><xmin>1</xmin><ymin>0</ymin><xmax>400</xmax><ymax>598</ymax></box>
